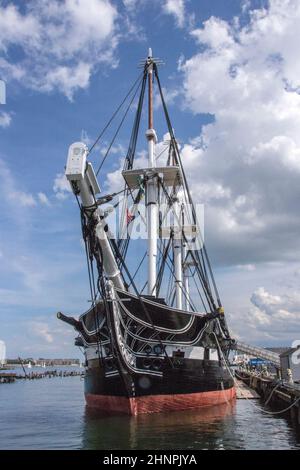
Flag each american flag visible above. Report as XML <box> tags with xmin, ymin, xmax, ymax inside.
<box><xmin>126</xmin><ymin>208</ymin><xmax>135</xmax><ymax>225</ymax></box>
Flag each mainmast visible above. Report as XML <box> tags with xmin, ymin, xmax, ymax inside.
<box><xmin>146</xmin><ymin>48</ymin><xmax>158</xmax><ymax>296</ymax></box>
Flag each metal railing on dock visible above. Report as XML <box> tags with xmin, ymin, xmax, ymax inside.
<box><xmin>234</xmin><ymin>341</ymin><xmax>280</xmax><ymax>367</ymax></box>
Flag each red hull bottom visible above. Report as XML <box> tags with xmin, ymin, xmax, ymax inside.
<box><xmin>85</xmin><ymin>387</ymin><xmax>236</xmax><ymax>416</ymax></box>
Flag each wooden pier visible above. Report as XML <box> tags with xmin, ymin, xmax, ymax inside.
<box><xmin>235</xmin><ymin>379</ymin><xmax>260</xmax><ymax>399</ymax></box>
<box><xmin>0</xmin><ymin>370</ymin><xmax>84</xmax><ymax>383</ymax></box>
<box><xmin>236</xmin><ymin>370</ymin><xmax>300</xmax><ymax>425</ymax></box>
<box><xmin>0</xmin><ymin>373</ymin><xmax>16</xmax><ymax>383</ymax></box>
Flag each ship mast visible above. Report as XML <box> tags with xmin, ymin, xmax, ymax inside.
<box><xmin>146</xmin><ymin>48</ymin><xmax>158</xmax><ymax>296</ymax></box>
<box><xmin>182</xmin><ymin>235</ymin><xmax>190</xmax><ymax>311</ymax></box>
<box><xmin>173</xmin><ymin>199</ymin><xmax>183</xmax><ymax>309</ymax></box>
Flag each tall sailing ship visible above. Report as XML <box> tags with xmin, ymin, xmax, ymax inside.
<box><xmin>58</xmin><ymin>50</ymin><xmax>236</xmax><ymax>415</ymax></box>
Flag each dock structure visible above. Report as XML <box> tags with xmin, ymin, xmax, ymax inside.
<box><xmin>0</xmin><ymin>373</ymin><xmax>16</xmax><ymax>383</ymax></box>
<box><xmin>235</xmin><ymin>379</ymin><xmax>260</xmax><ymax>399</ymax></box>
<box><xmin>0</xmin><ymin>369</ymin><xmax>84</xmax><ymax>383</ymax></box>
<box><xmin>237</xmin><ymin>370</ymin><xmax>300</xmax><ymax>425</ymax></box>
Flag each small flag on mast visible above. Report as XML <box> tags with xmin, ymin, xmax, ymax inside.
<box><xmin>126</xmin><ymin>208</ymin><xmax>135</xmax><ymax>225</ymax></box>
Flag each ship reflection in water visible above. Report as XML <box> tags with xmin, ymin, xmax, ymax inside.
<box><xmin>81</xmin><ymin>396</ymin><xmax>300</xmax><ymax>450</ymax></box>
<box><xmin>82</xmin><ymin>401</ymin><xmax>239</xmax><ymax>450</ymax></box>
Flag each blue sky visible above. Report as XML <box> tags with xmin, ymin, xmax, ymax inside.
<box><xmin>1</xmin><ymin>0</ymin><xmax>300</xmax><ymax>358</ymax></box>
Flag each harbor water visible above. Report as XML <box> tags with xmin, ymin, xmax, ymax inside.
<box><xmin>0</xmin><ymin>368</ymin><xmax>299</xmax><ymax>450</ymax></box>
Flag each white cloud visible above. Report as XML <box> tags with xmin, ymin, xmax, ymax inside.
<box><xmin>0</xmin><ymin>249</ymin><xmax>89</xmax><ymax>310</ymax></box>
<box><xmin>179</xmin><ymin>0</ymin><xmax>300</xmax><ymax>266</ymax></box>
<box><xmin>100</xmin><ymin>142</ymin><xmax>126</xmax><ymax>157</ymax></box>
<box><xmin>53</xmin><ymin>173</ymin><xmax>72</xmax><ymax>200</ymax></box>
<box><xmin>35</xmin><ymin>62</ymin><xmax>92</xmax><ymax>101</ymax></box>
<box><xmin>13</xmin><ymin>317</ymin><xmax>79</xmax><ymax>356</ymax></box>
<box><xmin>0</xmin><ymin>159</ymin><xmax>37</xmax><ymax>207</ymax></box>
<box><xmin>9</xmin><ymin>191</ymin><xmax>37</xmax><ymax>207</ymax></box>
<box><xmin>105</xmin><ymin>158</ymin><xmax>126</xmax><ymax>193</ymax></box>
<box><xmin>11</xmin><ymin>256</ymin><xmax>46</xmax><ymax>292</ymax></box>
<box><xmin>249</xmin><ymin>286</ymin><xmax>300</xmax><ymax>332</ymax></box>
<box><xmin>241</xmin><ymin>0</ymin><xmax>251</xmax><ymax>14</ymax></box>
<box><xmin>0</xmin><ymin>159</ymin><xmax>54</xmax><ymax>211</ymax></box>
<box><xmin>0</xmin><ymin>0</ymin><xmax>119</xmax><ymax>99</ymax></box>
<box><xmin>0</xmin><ymin>58</ymin><xmax>25</xmax><ymax>81</ymax></box>
<box><xmin>30</xmin><ymin>321</ymin><xmax>54</xmax><ymax>344</ymax></box>
<box><xmin>37</xmin><ymin>192</ymin><xmax>50</xmax><ymax>206</ymax></box>
<box><xmin>122</xmin><ymin>0</ymin><xmax>139</xmax><ymax>10</ymax></box>
<box><xmin>0</xmin><ymin>111</ymin><xmax>12</xmax><ymax>128</ymax></box>
<box><xmin>163</xmin><ymin>0</ymin><xmax>186</xmax><ymax>28</ymax></box>
<box><xmin>0</xmin><ymin>3</ymin><xmax>40</xmax><ymax>50</ymax></box>
<box><xmin>251</xmin><ymin>287</ymin><xmax>282</xmax><ymax>317</ymax></box>
<box><xmin>236</xmin><ymin>264</ymin><xmax>256</xmax><ymax>272</ymax></box>
<box><xmin>154</xmin><ymin>86</ymin><xmax>180</xmax><ymax>110</ymax></box>
<box><xmin>80</xmin><ymin>129</ymin><xmax>93</xmax><ymax>147</ymax></box>
<box><xmin>191</xmin><ymin>16</ymin><xmax>234</xmax><ymax>49</ymax></box>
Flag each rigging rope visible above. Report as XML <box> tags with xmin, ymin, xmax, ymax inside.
<box><xmin>154</xmin><ymin>64</ymin><xmax>222</xmax><ymax>311</ymax></box>
<box><xmin>76</xmin><ymin>195</ymin><xmax>104</xmax><ymax>368</ymax></box>
<box><xmin>89</xmin><ymin>69</ymin><xmax>147</xmax><ymax>154</ymax></box>
<box><xmin>109</xmin><ymin>238</ymin><xmax>175</xmax><ymax>369</ymax></box>
<box><xmin>157</xmin><ymin>174</ymin><xmax>216</xmax><ymax>312</ymax></box>
<box><xmin>127</xmin><ymin>251</ymin><xmax>147</xmax><ymax>288</ymax></box>
<box><xmin>96</xmin><ymin>76</ymin><xmax>144</xmax><ymax>176</ymax></box>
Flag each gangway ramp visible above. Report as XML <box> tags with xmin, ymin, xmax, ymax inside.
<box><xmin>233</xmin><ymin>341</ymin><xmax>280</xmax><ymax>367</ymax></box>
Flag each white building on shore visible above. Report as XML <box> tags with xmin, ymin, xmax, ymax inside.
<box><xmin>0</xmin><ymin>340</ymin><xmax>6</xmax><ymax>366</ymax></box>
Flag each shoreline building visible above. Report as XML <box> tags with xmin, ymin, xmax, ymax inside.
<box><xmin>280</xmin><ymin>346</ymin><xmax>300</xmax><ymax>383</ymax></box>
<box><xmin>0</xmin><ymin>340</ymin><xmax>6</xmax><ymax>366</ymax></box>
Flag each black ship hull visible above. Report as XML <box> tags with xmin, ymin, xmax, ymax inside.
<box><xmin>84</xmin><ymin>357</ymin><xmax>236</xmax><ymax>415</ymax></box>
